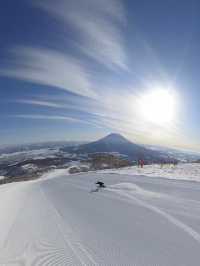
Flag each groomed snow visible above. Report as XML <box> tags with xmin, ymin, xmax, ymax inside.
<box><xmin>0</xmin><ymin>167</ymin><xmax>200</xmax><ymax>265</ymax></box>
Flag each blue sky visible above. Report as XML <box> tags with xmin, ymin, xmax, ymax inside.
<box><xmin>1</xmin><ymin>0</ymin><xmax>200</xmax><ymax>151</ymax></box>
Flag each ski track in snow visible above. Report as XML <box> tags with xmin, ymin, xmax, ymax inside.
<box><xmin>1</xmin><ymin>170</ymin><xmax>200</xmax><ymax>265</ymax></box>
<box><xmin>107</xmin><ymin>184</ymin><xmax>200</xmax><ymax>245</ymax></box>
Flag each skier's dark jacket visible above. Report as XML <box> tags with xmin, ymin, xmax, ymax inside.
<box><xmin>96</xmin><ymin>181</ymin><xmax>106</xmax><ymax>188</ymax></box>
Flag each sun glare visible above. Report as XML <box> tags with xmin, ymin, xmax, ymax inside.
<box><xmin>138</xmin><ymin>88</ymin><xmax>177</xmax><ymax>126</ymax></box>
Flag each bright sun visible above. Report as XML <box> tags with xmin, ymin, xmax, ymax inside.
<box><xmin>138</xmin><ymin>89</ymin><xmax>176</xmax><ymax>125</ymax></box>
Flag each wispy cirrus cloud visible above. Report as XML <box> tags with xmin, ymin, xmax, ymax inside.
<box><xmin>12</xmin><ymin>114</ymin><xmax>80</xmax><ymax>121</ymax></box>
<box><xmin>33</xmin><ymin>0</ymin><xmax>127</xmax><ymax>70</ymax></box>
<box><xmin>11</xmin><ymin>114</ymin><xmax>101</xmax><ymax>127</ymax></box>
<box><xmin>12</xmin><ymin>90</ymin><xmax>195</xmax><ymax>150</ymax></box>
<box><xmin>1</xmin><ymin>46</ymin><xmax>96</xmax><ymax>98</ymax></box>
<box><xmin>14</xmin><ymin>95</ymin><xmax>103</xmax><ymax>114</ymax></box>
<box><xmin>15</xmin><ymin>99</ymin><xmax>67</xmax><ymax>109</ymax></box>
<box><xmin>14</xmin><ymin>90</ymin><xmax>181</xmax><ymax>139</ymax></box>
<box><xmin>0</xmin><ymin>0</ymin><xmax>127</xmax><ymax>99</ymax></box>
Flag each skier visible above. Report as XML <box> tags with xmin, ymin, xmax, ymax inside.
<box><xmin>138</xmin><ymin>159</ymin><xmax>144</xmax><ymax>168</ymax></box>
<box><xmin>96</xmin><ymin>181</ymin><xmax>106</xmax><ymax>188</ymax></box>
<box><xmin>140</xmin><ymin>159</ymin><xmax>144</xmax><ymax>168</ymax></box>
<box><xmin>90</xmin><ymin>181</ymin><xmax>106</xmax><ymax>193</ymax></box>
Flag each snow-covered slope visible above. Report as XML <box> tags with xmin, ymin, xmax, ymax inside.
<box><xmin>0</xmin><ymin>169</ymin><xmax>200</xmax><ymax>265</ymax></box>
<box><xmin>102</xmin><ymin>163</ymin><xmax>200</xmax><ymax>182</ymax></box>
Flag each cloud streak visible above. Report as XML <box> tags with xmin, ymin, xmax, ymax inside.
<box><xmin>15</xmin><ymin>99</ymin><xmax>67</xmax><ymax>109</ymax></box>
<box><xmin>34</xmin><ymin>0</ymin><xmax>127</xmax><ymax>70</ymax></box>
<box><xmin>11</xmin><ymin>88</ymin><xmax>196</xmax><ymax>151</ymax></box>
<box><xmin>0</xmin><ymin>0</ymin><xmax>127</xmax><ymax>99</ymax></box>
<box><xmin>1</xmin><ymin>46</ymin><xmax>96</xmax><ymax>98</ymax></box>
<box><xmin>10</xmin><ymin>114</ymin><xmax>101</xmax><ymax>127</ymax></box>
<box><xmin>0</xmin><ymin>0</ymin><xmax>128</xmax><ymax>102</ymax></box>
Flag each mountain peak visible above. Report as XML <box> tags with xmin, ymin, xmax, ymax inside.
<box><xmin>100</xmin><ymin>133</ymin><xmax>130</xmax><ymax>144</ymax></box>
<box><xmin>64</xmin><ymin>132</ymin><xmax>163</xmax><ymax>161</ymax></box>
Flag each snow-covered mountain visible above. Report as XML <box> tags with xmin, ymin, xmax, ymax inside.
<box><xmin>64</xmin><ymin>133</ymin><xmax>165</xmax><ymax>161</ymax></box>
<box><xmin>0</xmin><ymin>141</ymin><xmax>85</xmax><ymax>157</ymax></box>
<box><xmin>2</xmin><ymin>134</ymin><xmax>200</xmax><ymax>184</ymax></box>
<box><xmin>144</xmin><ymin>144</ymin><xmax>200</xmax><ymax>162</ymax></box>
